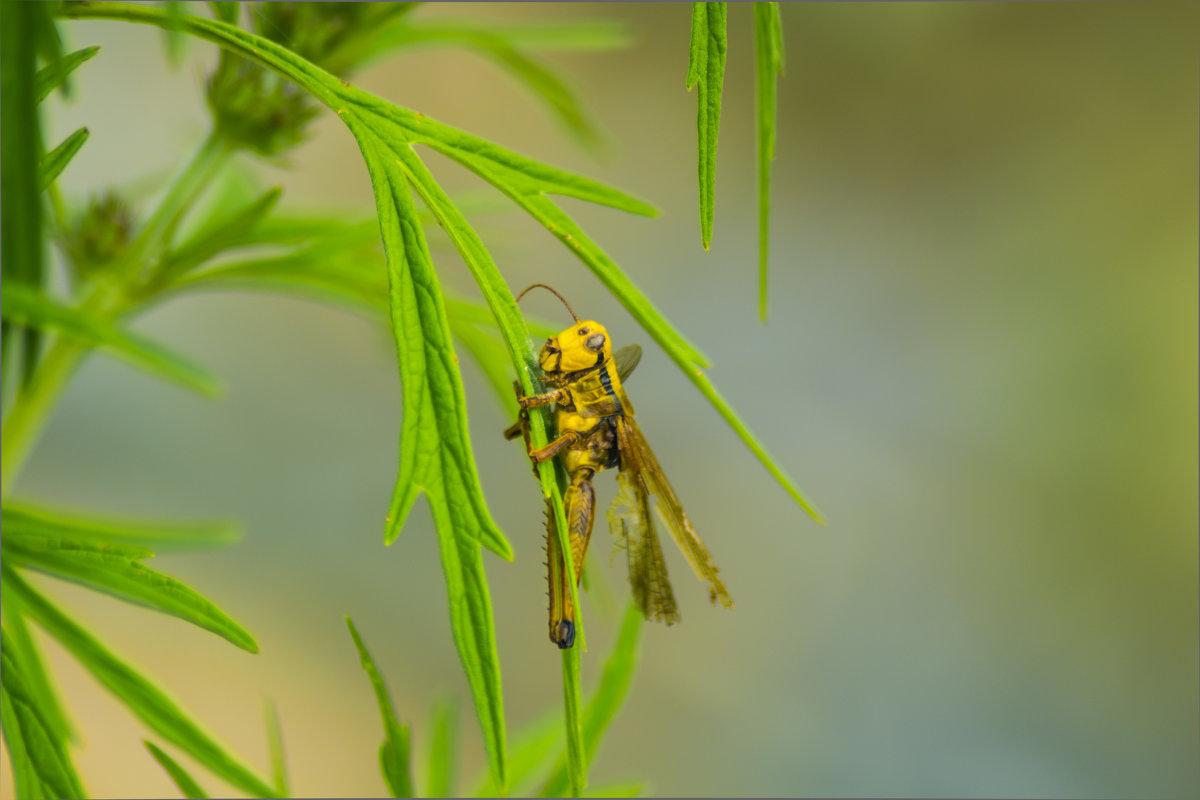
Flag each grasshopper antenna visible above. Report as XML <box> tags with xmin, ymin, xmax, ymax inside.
<box><xmin>516</xmin><ymin>283</ymin><xmax>580</xmax><ymax>323</ymax></box>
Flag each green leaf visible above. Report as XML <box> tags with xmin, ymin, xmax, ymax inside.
<box><xmin>754</xmin><ymin>2</ymin><xmax>783</xmax><ymax>322</ymax></box>
<box><xmin>470</xmin><ymin>711</ymin><xmax>562</xmax><ymax>797</ymax></box>
<box><xmin>1</xmin><ymin>283</ymin><xmax>222</xmax><ymax>398</ymax></box>
<box><xmin>207</xmin><ymin>2</ymin><xmax>237</xmax><ymax>26</ymax></box>
<box><xmin>263</xmin><ymin>699</ymin><xmax>288</xmax><ymax>797</ymax></box>
<box><xmin>2</xmin><ymin>0</ymin><xmax>47</xmax><ymax>386</ymax></box>
<box><xmin>1</xmin><ymin>586</ymin><xmax>75</xmax><ymax>746</ymax></box>
<box><xmin>6</xmin><ymin>569</ymin><xmax>277</xmax><ymax>798</ymax></box>
<box><xmin>424</xmin><ymin>697</ymin><xmax>460</xmax><ymax>799</ymax></box>
<box><xmin>345</xmin><ymin>617</ymin><xmax>413</xmax><ymax>799</ymax></box>
<box><xmin>367</xmin><ymin>22</ymin><xmax>607</xmax><ymax>149</ymax></box>
<box><xmin>2</xmin><ymin>531</ymin><xmax>258</xmax><ymax>653</ymax></box>
<box><xmin>145</xmin><ymin>740</ymin><xmax>209</xmax><ymax>799</ymax></box>
<box><xmin>39</xmin><ymin>126</ymin><xmax>88</xmax><ymax>190</ymax></box>
<box><xmin>1</xmin><ymin>502</ymin><xmax>240</xmax><ymax>552</ymax></box>
<box><xmin>542</xmin><ymin>604</ymin><xmax>644</xmax><ymax>797</ymax></box>
<box><xmin>559</xmin><ymin>646</ymin><xmax>587</xmax><ymax>797</ymax></box>
<box><xmin>365</xmin><ymin>19</ymin><xmax>634</xmax><ymax>58</ymax></box>
<box><xmin>0</xmin><ymin>628</ymin><xmax>86</xmax><ymax>800</ymax></box>
<box><xmin>687</xmin><ymin>2</ymin><xmax>727</xmax><ymax>251</ymax></box>
<box><xmin>156</xmin><ymin>186</ymin><xmax>282</xmax><ymax>281</ymax></box>
<box><xmin>160</xmin><ymin>2</ymin><xmax>187</xmax><ymax>65</ymax></box>
<box><xmin>34</xmin><ymin>45</ymin><xmax>100</xmax><ymax>103</ymax></box>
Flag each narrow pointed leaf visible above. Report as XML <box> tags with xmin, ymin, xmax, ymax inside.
<box><xmin>39</xmin><ymin>126</ymin><xmax>88</xmax><ymax>190</ymax></box>
<box><xmin>424</xmin><ymin>698</ymin><xmax>460</xmax><ymax>799</ymax></box>
<box><xmin>157</xmin><ymin>187</ymin><xmax>282</xmax><ymax>280</ymax></box>
<box><xmin>1</xmin><ymin>502</ymin><xmax>240</xmax><ymax>552</ymax></box>
<box><xmin>0</xmin><ymin>630</ymin><xmax>86</xmax><ymax>800</ymax></box>
<box><xmin>470</xmin><ymin>711</ymin><xmax>561</xmax><ymax>797</ymax></box>
<box><xmin>2</xmin><ymin>531</ymin><xmax>258</xmax><ymax>652</ymax></box>
<box><xmin>1</xmin><ymin>588</ymin><xmax>75</xmax><ymax>746</ymax></box>
<box><xmin>1</xmin><ymin>284</ymin><xmax>222</xmax><ymax>398</ymax></box>
<box><xmin>6</xmin><ymin>570</ymin><xmax>277</xmax><ymax>798</ymax></box>
<box><xmin>345</xmin><ymin>618</ymin><xmax>413</xmax><ymax>799</ymax></box>
<box><xmin>754</xmin><ymin>2</ymin><xmax>783</xmax><ymax>322</ymax></box>
<box><xmin>263</xmin><ymin>699</ymin><xmax>289</xmax><ymax>797</ymax></box>
<box><xmin>541</xmin><ymin>604</ymin><xmax>644</xmax><ymax>797</ymax></box>
<box><xmin>687</xmin><ymin>2</ymin><xmax>727</xmax><ymax>250</ymax></box>
<box><xmin>35</xmin><ymin>45</ymin><xmax>100</xmax><ymax>103</ymax></box>
<box><xmin>559</xmin><ymin>646</ymin><xmax>587</xmax><ymax>797</ymax></box>
<box><xmin>145</xmin><ymin>740</ymin><xmax>209</xmax><ymax>799</ymax></box>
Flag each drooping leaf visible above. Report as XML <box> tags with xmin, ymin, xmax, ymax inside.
<box><xmin>1</xmin><ymin>283</ymin><xmax>222</xmax><ymax>398</ymax></box>
<box><xmin>6</xmin><ymin>570</ymin><xmax>277</xmax><ymax>798</ymax></box>
<box><xmin>0</xmin><ymin>502</ymin><xmax>240</xmax><ymax>552</ymax></box>
<box><xmin>2</xmin><ymin>530</ymin><xmax>258</xmax><ymax>652</ymax></box>
<box><xmin>39</xmin><ymin>126</ymin><xmax>88</xmax><ymax>190</ymax></box>
<box><xmin>424</xmin><ymin>697</ymin><xmax>460</xmax><ymax>799</ymax></box>
<box><xmin>541</xmin><ymin>604</ymin><xmax>644</xmax><ymax>797</ymax></box>
<box><xmin>754</xmin><ymin>2</ymin><xmax>783</xmax><ymax>322</ymax></box>
<box><xmin>687</xmin><ymin>2</ymin><xmax>727</xmax><ymax>251</ymax></box>
<box><xmin>145</xmin><ymin>740</ymin><xmax>209</xmax><ymax>799</ymax></box>
<box><xmin>0</xmin><ymin>629</ymin><xmax>86</xmax><ymax>800</ymax></box>
<box><xmin>345</xmin><ymin>617</ymin><xmax>413</xmax><ymax>799</ymax></box>
<box><xmin>263</xmin><ymin>699</ymin><xmax>288</xmax><ymax>797</ymax></box>
<box><xmin>34</xmin><ymin>45</ymin><xmax>100</xmax><ymax>103</ymax></box>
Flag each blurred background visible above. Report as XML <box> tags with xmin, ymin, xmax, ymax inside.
<box><xmin>4</xmin><ymin>1</ymin><xmax>1197</xmax><ymax>797</ymax></box>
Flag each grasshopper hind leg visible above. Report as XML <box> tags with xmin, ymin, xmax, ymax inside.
<box><xmin>546</xmin><ymin>467</ymin><xmax>598</xmax><ymax>649</ymax></box>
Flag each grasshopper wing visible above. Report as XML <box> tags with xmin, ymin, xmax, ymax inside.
<box><xmin>615</xmin><ymin>416</ymin><xmax>734</xmax><ymax>609</ymax></box>
<box><xmin>613</xmin><ymin>343</ymin><xmax>642</xmax><ymax>383</ymax></box>
<box><xmin>608</xmin><ymin>469</ymin><xmax>679</xmax><ymax>624</ymax></box>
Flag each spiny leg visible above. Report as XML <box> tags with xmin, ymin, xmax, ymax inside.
<box><xmin>546</xmin><ymin>467</ymin><xmax>598</xmax><ymax>649</ymax></box>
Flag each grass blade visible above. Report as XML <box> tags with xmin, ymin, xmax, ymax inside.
<box><xmin>34</xmin><ymin>45</ymin><xmax>100</xmax><ymax>103</ymax></box>
<box><xmin>7</xmin><ymin>569</ymin><xmax>277</xmax><ymax>798</ymax></box>
<box><xmin>0</xmin><ymin>630</ymin><xmax>87</xmax><ymax>800</ymax></box>
<box><xmin>1</xmin><ymin>502</ymin><xmax>240</xmax><ymax>552</ymax></box>
<box><xmin>39</xmin><ymin>126</ymin><xmax>88</xmax><ymax>190</ymax></box>
<box><xmin>1</xmin><ymin>283</ymin><xmax>222</xmax><ymax>398</ymax></box>
<box><xmin>0</xmin><ymin>591</ymin><xmax>75</xmax><ymax>746</ymax></box>
<box><xmin>345</xmin><ymin>617</ymin><xmax>413</xmax><ymax>799</ymax></box>
<box><xmin>687</xmin><ymin>2</ymin><xmax>728</xmax><ymax>251</ymax></box>
<box><xmin>754</xmin><ymin>2</ymin><xmax>783</xmax><ymax>322</ymax></box>
<box><xmin>262</xmin><ymin>699</ymin><xmax>288</xmax><ymax>797</ymax></box>
<box><xmin>541</xmin><ymin>604</ymin><xmax>644</xmax><ymax>797</ymax></box>
<box><xmin>144</xmin><ymin>740</ymin><xmax>209</xmax><ymax>799</ymax></box>
<box><xmin>424</xmin><ymin>697</ymin><xmax>460</xmax><ymax>799</ymax></box>
<box><xmin>2</xmin><ymin>531</ymin><xmax>259</xmax><ymax>653</ymax></box>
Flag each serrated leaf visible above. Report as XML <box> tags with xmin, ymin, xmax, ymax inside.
<box><xmin>145</xmin><ymin>740</ymin><xmax>209</xmax><ymax>799</ymax></box>
<box><xmin>2</xmin><ymin>531</ymin><xmax>258</xmax><ymax>653</ymax></box>
<box><xmin>0</xmin><ymin>629</ymin><xmax>86</xmax><ymax>800</ymax></box>
<box><xmin>39</xmin><ymin>126</ymin><xmax>88</xmax><ymax>190</ymax></box>
<box><xmin>687</xmin><ymin>2</ymin><xmax>727</xmax><ymax>251</ymax></box>
<box><xmin>754</xmin><ymin>2</ymin><xmax>783</xmax><ymax>322</ymax></box>
<box><xmin>345</xmin><ymin>617</ymin><xmax>413</xmax><ymax>799</ymax></box>
<box><xmin>1</xmin><ymin>502</ymin><xmax>240</xmax><ymax>552</ymax></box>
<box><xmin>424</xmin><ymin>697</ymin><xmax>460</xmax><ymax>799</ymax></box>
<box><xmin>34</xmin><ymin>45</ymin><xmax>100</xmax><ymax>103</ymax></box>
<box><xmin>6</xmin><ymin>569</ymin><xmax>277</xmax><ymax>798</ymax></box>
<box><xmin>1</xmin><ymin>283</ymin><xmax>222</xmax><ymax>398</ymax></box>
<box><xmin>541</xmin><ymin>604</ymin><xmax>644</xmax><ymax>797</ymax></box>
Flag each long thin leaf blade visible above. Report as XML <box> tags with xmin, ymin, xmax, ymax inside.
<box><xmin>3</xmin><ymin>531</ymin><xmax>259</xmax><ymax>653</ymax></box>
<box><xmin>144</xmin><ymin>740</ymin><xmax>209</xmax><ymax>799</ymax></box>
<box><xmin>34</xmin><ymin>45</ymin><xmax>100</xmax><ymax>103</ymax></box>
<box><xmin>0</xmin><ymin>629</ymin><xmax>86</xmax><ymax>800</ymax></box>
<box><xmin>423</xmin><ymin>697</ymin><xmax>460</xmax><ymax>799</ymax></box>
<box><xmin>1</xmin><ymin>502</ymin><xmax>240</xmax><ymax>552</ymax></box>
<box><xmin>559</xmin><ymin>646</ymin><xmax>587</xmax><ymax>797</ymax></box>
<box><xmin>687</xmin><ymin>2</ymin><xmax>727</xmax><ymax>251</ymax></box>
<box><xmin>0</xmin><ymin>591</ymin><xmax>75</xmax><ymax>746</ymax></box>
<box><xmin>345</xmin><ymin>617</ymin><xmax>413</xmax><ymax>799</ymax></box>
<box><xmin>542</xmin><ymin>604</ymin><xmax>644</xmax><ymax>797</ymax></box>
<box><xmin>263</xmin><ymin>699</ymin><xmax>289</xmax><ymax>797</ymax></box>
<box><xmin>39</xmin><ymin>126</ymin><xmax>88</xmax><ymax>190</ymax></box>
<box><xmin>7</xmin><ymin>570</ymin><xmax>277</xmax><ymax>798</ymax></box>
<box><xmin>754</xmin><ymin>2</ymin><xmax>783</xmax><ymax>322</ymax></box>
<box><xmin>1</xmin><ymin>284</ymin><xmax>222</xmax><ymax>398</ymax></box>
<box><xmin>158</xmin><ymin>187</ymin><xmax>282</xmax><ymax>279</ymax></box>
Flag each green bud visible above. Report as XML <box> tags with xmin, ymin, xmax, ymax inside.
<box><xmin>63</xmin><ymin>190</ymin><xmax>136</xmax><ymax>276</ymax></box>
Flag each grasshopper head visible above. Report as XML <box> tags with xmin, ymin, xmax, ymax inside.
<box><xmin>539</xmin><ymin>320</ymin><xmax>611</xmax><ymax>374</ymax></box>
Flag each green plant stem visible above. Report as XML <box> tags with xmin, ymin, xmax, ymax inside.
<box><xmin>560</xmin><ymin>646</ymin><xmax>586</xmax><ymax>797</ymax></box>
<box><xmin>0</xmin><ymin>131</ymin><xmax>232</xmax><ymax>493</ymax></box>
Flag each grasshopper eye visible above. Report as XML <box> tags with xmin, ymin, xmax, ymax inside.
<box><xmin>577</xmin><ymin>327</ymin><xmax>590</xmax><ymax>336</ymax></box>
<box><xmin>585</xmin><ymin>333</ymin><xmax>606</xmax><ymax>352</ymax></box>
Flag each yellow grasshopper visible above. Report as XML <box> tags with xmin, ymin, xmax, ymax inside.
<box><xmin>505</xmin><ymin>284</ymin><xmax>732</xmax><ymax>648</ymax></box>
